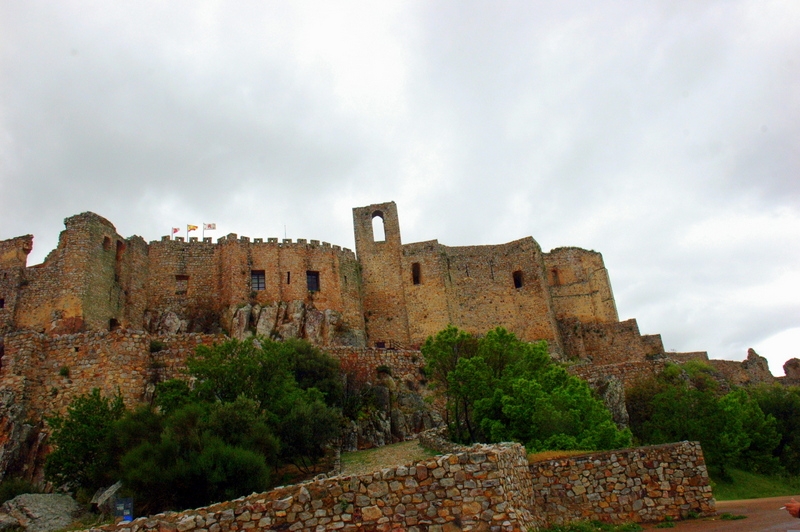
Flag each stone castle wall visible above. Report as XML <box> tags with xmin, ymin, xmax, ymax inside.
<box><xmin>353</xmin><ymin>202</ymin><xmax>621</xmax><ymax>354</ymax></box>
<box><xmin>0</xmin><ymin>212</ymin><xmax>365</xmax><ymax>343</ymax></box>
<box><xmin>0</xmin><ymin>330</ymin><xmax>222</xmax><ymax>422</ymax></box>
<box><xmin>544</xmin><ymin>247</ymin><xmax>618</xmax><ymax>324</ymax></box>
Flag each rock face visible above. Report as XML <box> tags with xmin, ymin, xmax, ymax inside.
<box><xmin>0</xmin><ymin>390</ymin><xmax>46</xmax><ymax>485</ymax></box>
<box><xmin>741</xmin><ymin>348</ymin><xmax>776</xmax><ymax>385</ymax></box>
<box><xmin>784</xmin><ymin>358</ymin><xmax>800</xmax><ymax>384</ymax></box>
<box><xmin>224</xmin><ymin>300</ymin><xmax>364</xmax><ymax>347</ymax></box>
<box><xmin>0</xmin><ymin>494</ymin><xmax>80</xmax><ymax>532</ymax></box>
<box><xmin>585</xmin><ymin>375</ymin><xmax>630</xmax><ymax>429</ymax></box>
<box><xmin>340</xmin><ymin>374</ymin><xmax>442</xmax><ymax>452</ymax></box>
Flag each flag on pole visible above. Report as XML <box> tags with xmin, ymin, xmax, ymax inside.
<box><xmin>171</xmin><ymin>228</ymin><xmax>179</xmax><ymax>234</ymax></box>
<box><xmin>203</xmin><ymin>223</ymin><xmax>216</xmax><ymax>230</ymax></box>
<box><xmin>187</xmin><ymin>225</ymin><xmax>198</xmax><ymax>232</ymax></box>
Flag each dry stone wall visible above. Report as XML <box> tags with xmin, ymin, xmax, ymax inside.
<box><xmin>529</xmin><ymin>441</ymin><xmax>716</xmax><ymax>525</ymax></box>
<box><xmin>88</xmin><ymin>444</ymin><xmax>540</xmax><ymax>532</ymax></box>
<box><xmin>81</xmin><ymin>437</ymin><xmax>715</xmax><ymax>531</ymax></box>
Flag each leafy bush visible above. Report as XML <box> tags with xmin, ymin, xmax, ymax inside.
<box><xmin>0</xmin><ymin>477</ymin><xmax>41</xmax><ymax>504</ymax></box>
<box><xmin>45</xmin><ymin>389</ymin><xmax>124</xmax><ymax>492</ymax></box>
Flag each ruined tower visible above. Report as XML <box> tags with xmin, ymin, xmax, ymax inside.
<box><xmin>352</xmin><ymin>202</ymin><xmax>411</xmax><ymax>348</ymax></box>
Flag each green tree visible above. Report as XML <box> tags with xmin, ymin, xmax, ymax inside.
<box><xmin>422</xmin><ymin>326</ymin><xmax>631</xmax><ymax>451</ymax></box>
<box><xmin>626</xmin><ymin>365</ymin><xmax>781</xmax><ymax>476</ymax></box>
<box><xmin>750</xmin><ymin>384</ymin><xmax>800</xmax><ymax>474</ymax></box>
<box><xmin>45</xmin><ymin>389</ymin><xmax>125</xmax><ymax>492</ymax></box>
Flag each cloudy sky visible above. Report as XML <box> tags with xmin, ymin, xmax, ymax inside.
<box><xmin>1</xmin><ymin>1</ymin><xmax>798</xmax><ymax>374</ymax></box>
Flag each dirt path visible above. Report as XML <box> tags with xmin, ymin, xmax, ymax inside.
<box><xmin>641</xmin><ymin>495</ymin><xmax>800</xmax><ymax>532</ymax></box>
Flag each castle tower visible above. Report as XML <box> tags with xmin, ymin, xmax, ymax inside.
<box><xmin>352</xmin><ymin>202</ymin><xmax>411</xmax><ymax>347</ymax></box>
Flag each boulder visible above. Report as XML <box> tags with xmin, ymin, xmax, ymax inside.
<box><xmin>0</xmin><ymin>494</ymin><xmax>80</xmax><ymax>532</ymax></box>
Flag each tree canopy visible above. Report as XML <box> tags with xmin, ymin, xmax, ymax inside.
<box><xmin>422</xmin><ymin>325</ymin><xmax>631</xmax><ymax>451</ymax></box>
<box><xmin>45</xmin><ymin>337</ymin><xmax>344</xmax><ymax>513</ymax></box>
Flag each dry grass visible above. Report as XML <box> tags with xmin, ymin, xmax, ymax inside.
<box><xmin>528</xmin><ymin>449</ymin><xmax>594</xmax><ymax>463</ymax></box>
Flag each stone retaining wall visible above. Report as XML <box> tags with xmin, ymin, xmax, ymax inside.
<box><xmin>529</xmin><ymin>441</ymin><xmax>716</xmax><ymax>525</ymax></box>
<box><xmin>83</xmin><ymin>438</ymin><xmax>715</xmax><ymax>531</ymax></box>
<box><xmin>89</xmin><ymin>444</ymin><xmax>539</xmax><ymax>532</ymax></box>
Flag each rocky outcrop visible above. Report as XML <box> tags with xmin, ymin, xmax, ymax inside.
<box><xmin>0</xmin><ymin>390</ymin><xmax>46</xmax><ymax>484</ymax></box>
<box><xmin>0</xmin><ymin>494</ymin><xmax>80</xmax><ymax>532</ymax></box>
<box><xmin>224</xmin><ymin>300</ymin><xmax>364</xmax><ymax>347</ymax></box>
<box><xmin>589</xmin><ymin>375</ymin><xmax>630</xmax><ymax>429</ymax></box>
<box><xmin>784</xmin><ymin>357</ymin><xmax>800</xmax><ymax>384</ymax></box>
<box><xmin>340</xmin><ymin>374</ymin><xmax>442</xmax><ymax>452</ymax></box>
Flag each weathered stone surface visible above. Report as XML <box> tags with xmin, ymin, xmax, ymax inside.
<box><xmin>230</xmin><ymin>305</ymin><xmax>252</xmax><ymax>340</ymax></box>
<box><xmin>0</xmin><ymin>494</ymin><xmax>80</xmax><ymax>532</ymax></box>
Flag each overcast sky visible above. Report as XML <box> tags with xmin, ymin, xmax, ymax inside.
<box><xmin>1</xmin><ymin>1</ymin><xmax>798</xmax><ymax>375</ymax></box>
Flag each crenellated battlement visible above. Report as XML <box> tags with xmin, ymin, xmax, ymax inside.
<box><xmin>156</xmin><ymin>233</ymin><xmax>354</xmax><ymax>256</ymax></box>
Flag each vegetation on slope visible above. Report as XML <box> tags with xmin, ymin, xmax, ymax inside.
<box><xmin>45</xmin><ymin>338</ymin><xmax>352</xmax><ymax>513</ymax></box>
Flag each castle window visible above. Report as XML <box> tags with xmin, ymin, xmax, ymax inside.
<box><xmin>109</xmin><ymin>318</ymin><xmax>120</xmax><ymax>331</ymax></box>
<box><xmin>287</xmin><ymin>271</ymin><xmax>291</xmax><ymax>284</ymax></box>
<box><xmin>412</xmin><ymin>263</ymin><xmax>421</xmax><ymax>285</ymax></box>
<box><xmin>513</xmin><ymin>270</ymin><xmax>523</xmax><ymax>289</ymax></box>
<box><xmin>376</xmin><ymin>341</ymin><xmax>386</xmax><ymax>349</ymax></box>
<box><xmin>103</xmin><ymin>236</ymin><xmax>112</xmax><ymax>250</ymax></box>
<box><xmin>0</xmin><ymin>298</ymin><xmax>4</xmax><ymax>309</ymax></box>
<box><xmin>251</xmin><ymin>270</ymin><xmax>266</xmax><ymax>291</ymax></box>
<box><xmin>551</xmin><ymin>268</ymin><xmax>562</xmax><ymax>286</ymax></box>
<box><xmin>175</xmin><ymin>274</ymin><xmax>189</xmax><ymax>295</ymax></box>
<box><xmin>306</xmin><ymin>271</ymin><xmax>320</xmax><ymax>292</ymax></box>
<box><xmin>372</xmin><ymin>211</ymin><xmax>385</xmax><ymax>242</ymax></box>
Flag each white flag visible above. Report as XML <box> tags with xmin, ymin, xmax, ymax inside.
<box><xmin>203</xmin><ymin>223</ymin><xmax>216</xmax><ymax>230</ymax></box>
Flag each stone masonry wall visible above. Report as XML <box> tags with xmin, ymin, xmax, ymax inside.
<box><xmin>544</xmin><ymin>247</ymin><xmax>618</xmax><ymax>325</ymax></box>
<box><xmin>568</xmin><ymin>360</ymin><xmax>669</xmax><ymax>388</ymax></box>
<box><xmin>88</xmin><ymin>444</ymin><xmax>540</xmax><ymax>532</ymax></box>
<box><xmin>82</xmin><ymin>438</ymin><xmax>715</xmax><ymax>531</ymax></box>
<box><xmin>529</xmin><ymin>441</ymin><xmax>716</xmax><ymax>525</ymax></box>
<box><xmin>0</xmin><ymin>330</ymin><xmax>222</xmax><ymax>421</ymax></box>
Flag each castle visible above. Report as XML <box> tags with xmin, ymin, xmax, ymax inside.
<box><xmin>0</xmin><ymin>200</ymin><xmax>793</xmax><ymax>486</ymax></box>
<box><xmin>1</xmin><ymin>201</ymin><xmax>672</xmax><ymax>364</ymax></box>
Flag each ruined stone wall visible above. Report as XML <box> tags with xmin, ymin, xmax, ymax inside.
<box><xmin>9</xmin><ymin>214</ymin><xmax>151</xmax><ymax>335</ymax></box>
<box><xmin>327</xmin><ymin>347</ymin><xmax>425</xmax><ymax>386</ymax></box>
<box><xmin>0</xmin><ymin>330</ymin><xmax>221</xmax><ymax>422</ymax></box>
<box><xmin>0</xmin><ymin>236</ymin><xmax>32</xmax><ymax>336</ymax></box>
<box><xmin>559</xmin><ymin>318</ymin><xmax>665</xmax><ymax>365</ymax></box>
<box><xmin>544</xmin><ymin>247</ymin><xmax>618</xmax><ymax>324</ymax></box>
<box><xmin>2</xmin><ymin>213</ymin><xmax>364</xmax><ymax>344</ymax></box>
<box><xmin>86</xmin><ymin>444</ymin><xmax>540</xmax><ymax>532</ymax></box>
<box><xmin>568</xmin><ymin>360</ymin><xmax>669</xmax><ymax>388</ymax></box>
<box><xmin>529</xmin><ymin>441</ymin><xmax>716</xmax><ymax>525</ymax></box>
